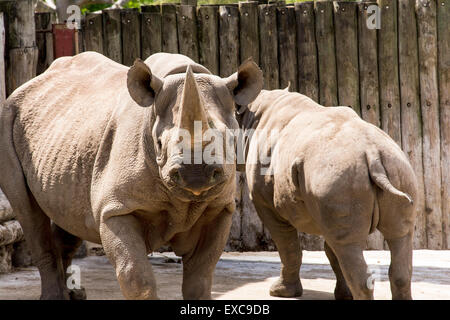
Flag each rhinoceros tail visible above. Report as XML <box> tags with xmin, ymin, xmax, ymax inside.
<box><xmin>366</xmin><ymin>149</ymin><xmax>414</xmax><ymax>205</ymax></box>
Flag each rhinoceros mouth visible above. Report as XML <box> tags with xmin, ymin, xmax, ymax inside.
<box><xmin>163</xmin><ymin>179</ymin><xmax>228</xmax><ymax>202</ymax></box>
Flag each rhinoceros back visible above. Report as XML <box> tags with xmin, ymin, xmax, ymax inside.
<box><xmin>7</xmin><ymin>52</ymin><xmax>141</xmax><ymax>240</ymax></box>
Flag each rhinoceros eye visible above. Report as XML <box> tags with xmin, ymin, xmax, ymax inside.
<box><xmin>157</xmin><ymin>138</ymin><xmax>162</xmax><ymax>151</ymax></box>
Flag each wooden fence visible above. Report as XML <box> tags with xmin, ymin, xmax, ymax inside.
<box><xmin>18</xmin><ymin>0</ymin><xmax>450</xmax><ymax>250</ymax></box>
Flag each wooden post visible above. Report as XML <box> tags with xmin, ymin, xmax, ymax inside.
<box><xmin>0</xmin><ymin>12</ymin><xmax>5</xmax><ymax>103</ymax></box>
<box><xmin>84</xmin><ymin>13</ymin><xmax>103</xmax><ymax>54</ymax></box>
<box><xmin>378</xmin><ymin>0</ymin><xmax>402</xmax><ymax>147</ymax></box>
<box><xmin>219</xmin><ymin>5</ymin><xmax>240</xmax><ymax>78</ymax></box>
<box><xmin>197</xmin><ymin>5</ymin><xmax>219</xmax><ymax>75</ymax></box>
<box><xmin>258</xmin><ymin>3</ymin><xmax>279</xmax><ymax>90</ymax></box>
<box><xmin>277</xmin><ymin>5</ymin><xmax>297</xmax><ymax>92</ymax></box>
<box><xmin>295</xmin><ymin>2</ymin><xmax>318</xmax><ymax>102</ymax></box>
<box><xmin>121</xmin><ymin>9</ymin><xmax>141</xmax><ymax>66</ymax></box>
<box><xmin>239</xmin><ymin>1</ymin><xmax>259</xmax><ymax>65</ymax></box>
<box><xmin>141</xmin><ymin>5</ymin><xmax>162</xmax><ymax>60</ymax></box>
<box><xmin>161</xmin><ymin>4</ymin><xmax>179</xmax><ymax>54</ymax></box>
<box><xmin>357</xmin><ymin>1</ymin><xmax>384</xmax><ymax>250</ymax></box>
<box><xmin>416</xmin><ymin>0</ymin><xmax>442</xmax><ymax>249</ymax></box>
<box><xmin>398</xmin><ymin>0</ymin><xmax>426</xmax><ymax>248</ymax></box>
<box><xmin>177</xmin><ymin>5</ymin><xmax>199</xmax><ymax>62</ymax></box>
<box><xmin>437</xmin><ymin>0</ymin><xmax>450</xmax><ymax>250</ymax></box>
<box><xmin>0</xmin><ymin>0</ymin><xmax>38</xmax><ymax>97</ymax></box>
<box><xmin>314</xmin><ymin>0</ymin><xmax>338</xmax><ymax>106</ymax></box>
<box><xmin>35</xmin><ymin>12</ymin><xmax>55</xmax><ymax>75</ymax></box>
<box><xmin>333</xmin><ymin>1</ymin><xmax>360</xmax><ymax>115</ymax></box>
<box><xmin>102</xmin><ymin>9</ymin><xmax>122</xmax><ymax>63</ymax></box>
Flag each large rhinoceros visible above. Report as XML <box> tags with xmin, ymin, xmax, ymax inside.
<box><xmin>237</xmin><ymin>89</ymin><xmax>418</xmax><ymax>300</ymax></box>
<box><xmin>0</xmin><ymin>51</ymin><xmax>263</xmax><ymax>300</ymax></box>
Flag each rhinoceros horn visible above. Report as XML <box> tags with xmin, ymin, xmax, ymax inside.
<box><xmin>177</xmin><ymin>65</ymin><xmax>210</xmax><ymax>141</ymax></box>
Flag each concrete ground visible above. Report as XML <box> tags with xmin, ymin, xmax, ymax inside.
<box><xmin>0</xmin><ymin>250</ymin><xmax>449</xmax><ymax>300</ymax></box>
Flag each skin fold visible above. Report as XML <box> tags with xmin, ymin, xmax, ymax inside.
<box><xmin>238</xmin><ymin>89</ymin><xmax>418</xmax><ymax>300</ymax></box>
<box><xmin>0</xmin><ymin>51</ymin><xmax>263</xmax><ymax>300</ymax></box>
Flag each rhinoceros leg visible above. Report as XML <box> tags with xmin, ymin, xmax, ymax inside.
<box><xmin>326</xmin><ymin>242</ymin><xmax>374</xmax><ymax>300</ymax></box>
<box><xmin>52</xmin><ymin>223</ymin><xmax>87</xmax><ymax>300</ymax></box>
<box><xmin>180</xmin><ymin>209</ymin><xmax>233</xmax><ymax>300</ymax></box>
<box><xmin>253</xmin><ymin>204</ymin><xmax>303</xmax><ymax>298</ymax></box>
<box><xmin>99</xmin><ymin>214</ymin><xmax>158</xmax><ymax>299</ymax></box>
<box><xmin>385</xmin><ymin>233</ymin><xmax>413</xmax><ymax>300</ymax></box>
<box><xmin>10</xmin><ymin>191</ymin><xmax>69</xmax><ymax>299</ymax></box>
<box><xmin>324</xmin><ymin>241</ymin><xmax>353</xmax><ymax>300</ymax></box>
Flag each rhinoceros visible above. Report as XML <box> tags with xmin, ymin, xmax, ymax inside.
<box><xmin>0</xmin><ymin>51</ymin><xmax>263</xmax><ymax>299</ymax></box>
<box><xmin>237</xmin><ymin>89</ymin><xmax>418</xmax><ymax>300</ymax></box>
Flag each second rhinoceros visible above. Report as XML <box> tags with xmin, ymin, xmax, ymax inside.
<box><xmin>237</xmin><ymin>89</ymin><xmax>418</xmax><ymax>300</ymax></box>
<box><xmin>0</xmin><ymin>52</ymin><xmax>263</xmax><ymax>299</ymax></box>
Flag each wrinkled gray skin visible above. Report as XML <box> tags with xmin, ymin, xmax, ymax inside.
<box><xmin>0</xmin><ymin>52</ymin><xmax>263</xmax><ymax>300</ymax></box>
<box><xmin>238</xmin><ymin>89</ymin><xmax>418</xmax><ymax>300</ymax></box>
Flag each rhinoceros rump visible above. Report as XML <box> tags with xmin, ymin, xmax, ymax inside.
<box><xmin>0</xmin><ymin>51</ymin><xmax>263</xmax><ymax>299</ymax></box>
<box><xmin>238</xmin><ymin>89</ymin><xmax>418</xmax><ymax>300</ymax></box>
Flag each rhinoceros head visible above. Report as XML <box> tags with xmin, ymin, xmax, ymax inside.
<box><xmin>126</xmin><ymin>58</ymin><xmax>263</xmax><ymax>200</ymax></box>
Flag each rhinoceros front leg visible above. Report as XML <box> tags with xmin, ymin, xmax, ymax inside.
<box><xmin>99</xmin><ymin>214</ymin><xmax>158</xmax><ymax>299</ymax></box>
<box><xmin>254</xmin><ymin>204</ymin><xmax>303</xmax><ymax>298</ymax></box>
<box><xmin>180</xmin><ymin>209</ymin><xmax>233</xmax><ymax>300</ymax></box>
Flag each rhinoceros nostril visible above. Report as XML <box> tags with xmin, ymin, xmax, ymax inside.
<box><xmin>169</xmin><ymin>168</ymin><xmax>181</xmax><ymax>183</ymax></box>
<box><xmin>210</xmin><ymin>167</ymin><xmax>224</xmax><ymax>182</ymax></box>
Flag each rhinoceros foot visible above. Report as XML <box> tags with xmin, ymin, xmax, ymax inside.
<box><xmin>69</xmin><ymin>287</ymin><xmax>87</xmax><ymax>300</ymax></box>
<box><xmin>269</xmin><ymin>278</ymin><xmax>303</xmax><ymax>298</ymax></box>
<box><xmin>334</xmin><ymin>286</ymin><xmax>353</xmax><ymax>300</ymax></box>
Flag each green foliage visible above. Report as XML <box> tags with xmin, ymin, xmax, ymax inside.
<box><xmin>78</xmin><ymin>0</ymin><xmax>358</xmax><ymax>13</ymax></box>
<box><xmin>81</xmin><ymin>3</ymin><xmax>112</xmax><ymax>15</ymax></box>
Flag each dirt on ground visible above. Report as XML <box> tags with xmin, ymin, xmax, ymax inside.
<box><xmin>0</xmin><ymin>250</ymin><xmax>449</xmax><ymax>300</ymax></box>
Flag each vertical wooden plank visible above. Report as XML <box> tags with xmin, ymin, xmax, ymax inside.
<box><xmin>437</xmin><ymin>0</ymin><xmax>450</xmax><ymax>249</ymax></box>
<box><xmin>357</xmin><ymin>1</ymin><xmax>384</xmax><ymax>250</ymax></box>
<box><xmin>121</xmin><ymin>9</ymin><xmax>141</xmax><ymax>66</ymax></box>
<box><xmin>35</xmin><ymin>12</ymin><xmax>54</xmax><ymax>75</ymax></box>
<box><xmin>358</xmin><ymin>2</ymin><xmax>380</xmax><ymax>127</ymax></box>
<box><xmin>177</xmin><ymin>5</ymin><xmax>199</xmax><ymax>62</ymax></box>
<box><xmin>0</xmin><ymin>13</ymin><xmax>5</xmax><ymax>103</ymax></box>
<box><xmin>295</xmin><ymin>1</ymin><xmax>319</xmax><ymax>102</ymax></box>
<box><xmin>161</xmin><ymin>3</ymin><xmax>179</xmax><ymax>54</ymax></box>
<box><xmin>141</xmin><ymin>5</ymin><xmax>162</xmax><ymax>60</ymax></box>
<box><xmin>102</xmin><ymin>9</ymin><xmax>122</xmax><ymax>63</ymax></box>
<box><xmin>197</xmin><ymin>5</ymin><xmax>219</xmax><ymax>75</ymax></box>
<box><xmin>416</xmin><ymin>0</ymin><xmax>442</xmax><ymax>249</ymax></box>
<box><xmin>315</xmin><ymin>0</ymin><xmax>338</xmax><ymax>106</ymax></box>
<box><xmin>219</xmin><ymin>5</ymin><xmax>240</xmax><ymax>78</ymax></box>
<box><xmin>398</xmin><ymin>0</ymin><xmax>427</xmax><ymax>248</ymax></box>
<box><xmin>84</xmin><ymin>13</ymin><xmax>103</xmax><ymax>54</ymax></box>
<box><xmin>333</xmin><ymin>1</ymin><xmax>360</xmax><ymax>115</ymax></box>
<box><xmin>259</xmin><ymin>3</ymin><xmax>279</xmax><ymax>90</ymax></box>
<box><xmin>277</xmin><ymin>5</ymin><xmax>297</xmax><ymax>92</ymax></box>
<box><xmin>378</xmin><ymin>0</ymin><xmax>402</xmax><ymax>147</ymax></box>
<box><xmin>239</xmin><ymin>1</ymin><xmax>259</xmax><ymax>66</ymax></box>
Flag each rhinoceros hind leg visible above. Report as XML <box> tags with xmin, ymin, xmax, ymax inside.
<box><xmin>52</xmin><ymin>223</ymin><xmax>87</xmax><ymax>300</ymax></box>
<box><xmin>385</xmin><ymin>233</ymin><xmax>413</xmax><ymax>300</ymax></box>
<box><xmin>327</xmin><ymin>242</ymin><xmax>373</xmax><ymax>300</ymax></box>
<box><xmin>12</xmin><ymin>191</ymin><xmax>69</xmax><ymax>300</ymax></box>
<box><xmin>253</xmin><ymin>204</ymin><xmax>303</xmax><ymax>298</ymax></box>
<box><xmin>324</xmin><ymin>241</ymin><xmax>353</xmax><ymax>300</ymax></box>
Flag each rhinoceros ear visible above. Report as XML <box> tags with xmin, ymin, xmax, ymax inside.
<box><xmin>127</xmin><ymin>59</ymin><xmax>164</xmax><ymax>107</ymax></box>
<box><xmin>225</xmin><ymin>58</ymin><xmax>263</xmax><ymax>106</ymax></box>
